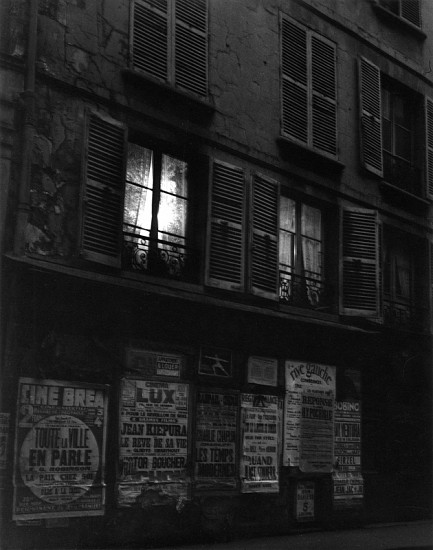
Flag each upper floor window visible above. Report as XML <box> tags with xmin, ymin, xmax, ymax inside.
<box><xmin>130</xmin><ymin>0</ymin><xmax>208</xmax><ymax>97</ymax></box>
<box><xmin>80</xmin><ymin>111</ymin><xmax>200</xmax><ymax>281</ymax></box>
<box><xmin>279</xmin><ymin>198</ymin><xmax>326</xmax><ymax>308</ymax></box>
<box><xmin>280</xmin><ymin>15</ymin><xmax>337</xmax><ymax>158</ymax></box>
<box><xmin>123</xmin><ymin>145</ymin><xmax>189</xmax><ymax>277</ymax></box>
<box><xmin>378</xmin><ymin>0</ymin><xmax>421</xmax><ymax>27</ymax></box>
<box><xmin>359</xmin><ymin>57</ymin><xmax>430</xmax><ymax>198</ymax></box>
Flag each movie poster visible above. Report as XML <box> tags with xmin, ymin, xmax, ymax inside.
<box><xmin>240</xmin><ymin>394</ymin><xmax>279</xmax><ymax>493</ymax></box>
<box><xmin>13</xmin><ymin>378</ymin><xmax>108</xmax><ymax>520</ymax></box>
<box><xmin>118</xmin><ymin>379</ymin><xmax>189</xmax><ymax>507</ymax></box>
<box><xmin>284</xmin><ymin>361</ymin><xmax>336</xmax><ymax>473</ymax></box>
<box><xmin>194</xmin><ymin>390</ymin><xmax>238</xmax><ymax>492</ymax></box>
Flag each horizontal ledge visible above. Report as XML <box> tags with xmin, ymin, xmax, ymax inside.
<box><xmin>277</xmin><ymin>137</ymin><xmax>345</xmax><ymax>174</ymax></box>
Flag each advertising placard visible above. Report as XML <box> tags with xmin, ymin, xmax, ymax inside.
<box><xmin>0</xmin><ymin>412</ymin><xmax>10</xmax><ymax>470</ymax></box>
<box><xmin>194</xmin><ymin>391</ymin><xmax>238</xmax><ymax>491</ymax></box>
<box><xmin>240</xmin><ymin>394</ymin><xmax>279</xmax><ymax>493</ymax></box>
<box><xmin>247</xmin><ymin>356</ymin><xmax>278</xmax><ymax>386</ymax></box>
<box><xmin>284</xmin><ymin>361</ymin><xmax>336</xmax><ymax>473</ymax></box>
<box><xmin>13</xmin><ymin>378</ymin><xmax>108</xmax><ymax>520</ymax></box>
<box><xmin>296</xmin><ymin>481</ymin><xmax>315</xmax><ymax>521</ymax></box>
<box><xmin>118</xmin><ymin>379</ymin><xmax>189</xmax><ymax>507</ymax></box>
<box><xmin>126</xmin><ymin>349</ymin><xmax>183</xmax><ymax>378</ymax></box>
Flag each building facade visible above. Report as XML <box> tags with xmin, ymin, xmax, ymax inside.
<box><xmin>0</xmin><ymin>0</ymin><xmax>432</xmax><ymax>547</ymax></box>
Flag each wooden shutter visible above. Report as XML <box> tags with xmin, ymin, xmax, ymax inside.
<box><xmin>430</xmin><ymin>240</ymin><xmax>433</xmax><ymax>333</ymax></box>
<box><xmin>426</xmin><ymin>97</ymin><xmax>433</xmax><ymax>199</ymax></box>
<box><xmin>340</xmin><ymin>208</ymin><xmax>380</xmax><ymax>317</ymax></box>
<box><xmin>175</xmin><ymin>0</ymin><xmax>208</xmax><ymax>97</ymax></box>
<box><xmin>250</xmin><ymin>174</ymin><xmax>279</xmax><ymax>300</ymax></box>
<box><xmin>206</xmin><ymin>160</ymin><xmax>245</xmax><ymax>291</ymax></box>
<box><xmin>80</xmin><ymin>112</ymin><xmax>126</xmax><ymax>267</ymax></box>
<box><xmin>311</xmin><ymin>33</ymin><xmax>337</xmax><ymax>156</ymax></box>
<box><xmin>281</xmin><ymin>17</ymin><xmax>308</xmax><ymax>145</ymax></box>
<box><xmin>401</xmin><ymin>0</ymin><xmax>421</xmax><ymax>27</ymax></box>
<box><xmin>359</xmin><ymin>57</ymin><xmax>383</xmax><ymax>177</ymax></box>
<box><xmin>131</xmin><ymin>0</ymin><xmax>168</xmax><ymax>82</ymax></box>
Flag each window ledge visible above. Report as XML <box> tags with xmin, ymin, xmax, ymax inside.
<box><xmin>371</xmin><ymin>2</ymin><xmax>426</xmax><ymax>39</ymax></box>
<box><xmin>277</xmin><ymin>136</ymin><xmax>345</xmax><ymax>176</ymax></box>
<box><xmin>122</xmin><ymin>68</ymin><xmax>216</xmax><ymax>116</ymax></box>
<box><xmin>379</xmin><ymin>180</ymin><xmax>430</xmax><ymax>209</ymax></box>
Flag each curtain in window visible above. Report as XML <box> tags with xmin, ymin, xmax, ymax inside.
<box><xmin>301</xmin><ymin>204</ymin><xmax>321</xmax><ymax>279</ymax></box>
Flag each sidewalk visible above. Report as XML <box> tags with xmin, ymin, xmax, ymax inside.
<box><xmin>150</xmin><ymin>521</ymin><xmax>433</xmax><ymax>550</ymax></box>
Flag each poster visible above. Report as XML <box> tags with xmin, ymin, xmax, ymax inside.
<box><xmin>199</xmin><ymin>347</ymin><xmax>232</xmax><ymax>377</ymax></box>
<box><xmin>247</xmin><ymin>356</ymin><xmax>278</xmax><ymax>386</ymax></box>
<box><xmin>296</xmin><ymin>481</ymin><xmax>315</xmax><ymax>521</ymax></box>
<box><xmin>333</xmin><ymin>400</ymin><xmax>363</xmax><ymax>509</ymax></box>
<box><xmin>13</xmin><ymin>378</ymin><xmax>108</xmax><ymax>520</ymax></box>
<box><xmin>126</xmin><ymin>349</ymin><xmax>183</xmax><ymax>378</ymax></box>
<box><xmin>240</xmin><ymin>394</ymin><xmax>279</xmax><ymax>493</ymax></box>
<box><xmin>118</xmin><ymin>379</ymin><xmax>189</xmax><ymax>507</ymax></box>
<box><xmin>194</xmin><ymin>390</ymin><xmax>238</xmax><ymax>491</ymax></box>
<box><xmin>0</xmin><ymin>412</ymin><xmax>10</xmax><ymax>470</ymax></box>
<box><xmin>284</xmin><ymin>361</ymin><xmax>336</xmax><ymax>473</ymax></box>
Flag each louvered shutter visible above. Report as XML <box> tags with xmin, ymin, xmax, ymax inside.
<box><xmin>175</xmin><ymin>0</ymin><xmax>208</xmax><ymax>97</ymax></box>
<box><xmin>206</xmin><ymin>161</ymin><xmax>245</xmax><ymax>291</ymax></box>
<box><xmin>250</xmin><ymin>174</ymin><xmax>279</xmax><ymax>300</ymax></box>
<box><xmin>281</xmin><ymin>17</ymin><xmax>308</xmax><ymax>145</ymax></box>
<box><xmin>430</xmin><ymin>241</ymin><xmax>433</xmax><ymax>333</ymax></box>
<box><xmin>359</xmin><ymin>57</ymin><xmax>383</xmax><ymax>177</ymax></box>
<box><xmin>340</xmin><ymin>208</ymin><xmax>380</xmax><ymax>317</ymax></box>
<box><xmin>426</xmin><ymin>97</ymin><xmax>433</xmax><ymax>200</ymax></box>
<box><xmin>80</xmin><ymin>112</ymin><xmax>126</xmax><ymax>267</ymax></box>
<box><xmin>131</xmin><ymin>0</ymin><xmax>168</xmax><ymax>82</ymax></box>
<box><xmin>311</xmin><ymin>33</ymin><xmax>337</xmax><ymax>156</ymax></box>
<box><xmin>401</xmin><ymin>0</ymin><xmax>421</xmax><ymax>27</ymax></box>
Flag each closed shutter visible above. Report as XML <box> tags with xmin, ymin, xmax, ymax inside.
<box><xmin>206</xmin><ymin>161</ymin><xmax>245</xmax><ymax>291</ymax></box>
<box><xmin>426</xmin><ymin>97</ymin><xmax>433</xmax><ymax>199</ymax></box>
<box><xmin>281</xmin><ymin>17</ymin><xmax>308</xmax><ymax>145</ymax></box>
<box><xmin>250</xmin><ymin>174</ymin><xmax>279</xmax><ymax>300</ymax></box>
<box><xmin>340</xmin><ymin>208</ymin><xmax>380</xmax><ymax>317</ymax></box>
<box><xmin>80</xmin><ymin>112</ymin><xmax>126</xmax><ymax>267</ymax></box>
<box><xmin>311</xmin><ymin>33</ymin><xmax>337</xmax><ymax>156</ymax></box>
<box><xmin>131</xmin><ymin>0</ymin><xmax>168</xmax><ymax>82</ymax></box>
<box><xmin>401</xmin><ymin>0</ymin><xmax>421</xmax><ymax>27</ymax></box>
<box><xmin>175</xmin><ymin>0</ymin><xmax>208</xmax><ymax>97</ymax></box>
<box><xmin>359</xmin><ymin>57</ymin><xmax>383</xmax><ymax>177</ymax></box>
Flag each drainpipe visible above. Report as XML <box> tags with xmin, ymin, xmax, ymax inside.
<box><xmin>13</xmin><ymin>0</ymin><xmax>38</xmax><ymax>255</ymax></box>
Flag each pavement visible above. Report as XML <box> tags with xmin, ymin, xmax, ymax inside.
<box><xmin>150</xmin><ymin>521</ymin><xmax>433</xmax><ymax>550</ymax></box>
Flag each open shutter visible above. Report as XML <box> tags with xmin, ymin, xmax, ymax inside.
<box><xmin>250</xmin><ymin>174</ymin><xmax>279</xmax><ymax>300</ymax></box>
<box><xmin>311</xmin><ymin>33</ymin><xmax>337</xmax><ymax>157</ymax></box>
<box><xmin>401</xmin><ymin>0</ymin><xmax>421</xmax><ymax>27</ymax></box>
<box><xmin>340</xmin><ymin>208</ymin><xmax>380</xmax><ymax>317</ymax></box>
<box><xmin>80</xmin><ymin>111</ymin><xmax>126</xmax><ymax>267</ymax></box>
<box><xmin>426</xmin><ymin>97</ymin><xmax>433</xmax><ymax>200</ymax></box>
<box><xmin>359</xmin><ymin>57</ymin><xmax>383</xmax><ymax>177</ymax></box>
<box><xmin>131</xmin><ymin>0</ymin><xmax>168</xmax><ymax>82</ymax></box>
<box><xmin>281</xmin><ymin>17</ymin><xmax>308</xmax><ymax>145</ymax></box>
<box><xmin>206</xmin><ymin>160</ymin><xmax>245</xmax><ymax>291</ymax></box>
<box><xmin>175</xmin><ymin>0</ymin><xmax>208</xmax><ymax>97</ymax></box>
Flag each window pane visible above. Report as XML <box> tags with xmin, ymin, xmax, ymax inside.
<box><xmin>381</xmin><ymin>88</ymin><xmax>391</xmax><ymax>120</ymax></box>
<box><xmin>280</xmin><ymin>196</ymin><xmax>296</xmax><ymax>232</ymax></box>
<box><xmin>382</xmin><ymin>119</ymin><xmax>392</xmax><ymax>152</ymax></box>
<box><xmin>395</xmin><ymin>126</ymin><xmax>411</xmax><ymax>160</ymax></box>
<box><xmin>302</xmin><ymin>237</ymin><xmax>321</xmax><ymax>276</ymax></box>
<box><xmin>301</xmin><ymin>204</ymin><xmax>321</xmax><ymax>240</ymax></box>
<box><xmin>279</xmin><ymin>230</ymin><xmax>293</xmax><ymax>269</ymax></box>
<box><xmin>158</xmin><ymin>193</ymin><xmax>187</xmax><ymax>244</ymax></box>
<box><xmin>394</xmin><ymin>95</ymin><xmax>410</xmax><ymax>128</ymax></box>
<box><xmin>124</xmin><ymin>145</ymin><xmax>153</xmax><ymax>236</ymax></box>
<box><xmin>161</xmin><ymin>154</ymin><xmax>188</xmax><ymax>198</ymax></box>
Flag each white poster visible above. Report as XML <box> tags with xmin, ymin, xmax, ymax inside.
<box><xmin>247</xmin><ymin>357</ymin><xmax>278</xmax><ymax>386</ymax></box>
<box><xmin>284</xmin><ymin>361</ymin><xmax>336</xmax><ymax>473</ymax></box>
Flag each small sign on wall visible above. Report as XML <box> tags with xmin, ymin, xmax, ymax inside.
<box><xmin>247</xmin><ymin>356</ymin><xmax>278</xmax><ymax>386</ymax></box>
<box><xmin>199</xmin><ymin>347</ymin><xmax>232</xmax><ymax>378</ymax></box>
<box><xmin>296</xmin><ymin>481</ymin><xmax>315</xmax><ymax>521</ymax></box>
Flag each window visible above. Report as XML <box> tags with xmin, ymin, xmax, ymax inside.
<box><xmin>378</xmin><ymin>0</ymin><xmax>421</xmax><ymax>28</ymax></box>
<box><xmin>80</xmin><ymin>111</ymin><xmax>199</xmax><ymax>281</ymax></box>
<box><xmin>279</xmin><ymin>198</ymin><xmax>326</xmax><ymax>308</ymax></box>
<box><xmin>123</xmin><ymin>144</ymin><xmax>190</xmax><ymax>277</ymax></box>
<box><xmin>280</xmin><ymin>15</ymin><xmax>337</xmax><ymax>158</ymax></box>
<box><xmin>130</xmin><ymin>0</ymin><xmax>208</xmax><ymax>97</ymax></box>
<box><xmin>359</xmin><ymin>58</ymin><xmax>429</xmax><ymax>198</ymax></box>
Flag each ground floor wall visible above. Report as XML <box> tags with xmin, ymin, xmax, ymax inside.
<box><xmin>0</xmin><ymin>265</ymin><xmax>431</xmax><ymax>549</ymax></box>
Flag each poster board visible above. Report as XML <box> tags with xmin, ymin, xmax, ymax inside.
<box><xmin>13</xmin><ymin>378</ymin><xmax>108</xmax><ymax>520</ymax></box>
<box><xmin>118</xmin><ymin>379</ymin><xmax>190</xmax><ymax>507</ymax></box>
<box><xmin>284</xmin><ymin>361</ymin><xmax>336</xmax><ymax>473</ymax></box>
<box><xmin>194</xmin><ymin>390</ymin><xmax>238</xmax><ymax>492</ymax></box>
<box><xmin>247</xmin><ymin>356</ymin><xmax>278</xmax><ymax>386</ymax></box>
<box><xmin>240</xmin><ymin>394</ymin><xmax>279</xmax><ymax>493</ymax></box>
